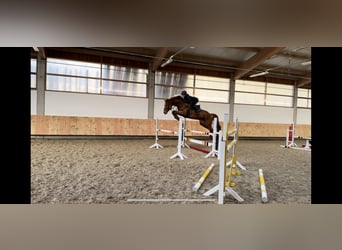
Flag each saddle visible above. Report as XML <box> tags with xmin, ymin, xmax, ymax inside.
<box><xmin>193</xmin><ymin>105</ymin><xmax>201</xmax><ymax>113</ymax></box>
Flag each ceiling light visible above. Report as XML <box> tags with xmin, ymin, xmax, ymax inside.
<box><xmin>161</xmin><ymin>57</ymin><xmax>173</xmax><ymax>67</ymax></box>
<box><xmin>301</xmin><ymin>61</ymin><xmax>311</xmax><ymax>66</ymax></box>
<box><xmin>160</xmin><ymin>47</ymin><xmax>189</xmax><ymax>68</ymax></box>
<box><xmin>249</xmin><ymin>71</ymin><xmax>269</xmax><ymax>78</ymax></box>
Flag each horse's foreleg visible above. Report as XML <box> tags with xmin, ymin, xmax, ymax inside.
<box><xmin>174</xmin><ymin>110</ymin><xmax>188</xmax><ymax>119</ymax></box>
<box><xmin>172</xmin><ymin>110</ymin><xmax>180</xmax><ymax>120</ymax></box>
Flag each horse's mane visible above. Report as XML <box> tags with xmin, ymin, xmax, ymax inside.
<box><xmin>168</xmin><ymin>95</ymin><xmax>182</xmax><ymax>100</ymax></box>
<box><xmin>167</xmin><ymin>95</ymin><xmax>184</xmax><ymax>102</ymax></box>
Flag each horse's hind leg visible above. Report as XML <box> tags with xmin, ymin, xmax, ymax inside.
<box><xmin>200</xmin><ymin>120</ymin><xmax>212</xmax><ymax>132</ymax></box>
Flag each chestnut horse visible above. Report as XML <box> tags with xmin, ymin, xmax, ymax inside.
<box><xmin>163</xmin><ymin>95</ymin><xmax>221</xmax><ymax>149</ymax></box>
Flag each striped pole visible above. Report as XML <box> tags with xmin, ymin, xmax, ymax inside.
<box><xmin>193</xmin><ymin>163</ymin><xmax>215</xmax><ymax>192</ymax></box>
<box><xmin>186</xmin><ymin>137</ymin><xmax>211</xmax><ymax>146</ymax></box>
<box><xmin>159</xmin><ymin>129</ymin><xmax>178</xmax><ymax>134</ymax></box>
<box><xmin>189</xmin><ymin>145</ymin><xmax>210</xmax><ymax>154</ymax></box>
<box><xmin>258</xmin><ymin>169</ymin><xmax>268</xmax><ymax>203</ymax></box>
<box><xmin>186</xmin><ymin>129</ymin><xmax>210</xmax><ymax>135</ymax></box>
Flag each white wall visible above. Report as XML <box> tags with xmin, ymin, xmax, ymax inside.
<box><xmin>297</xmin><ymin>108</ymin><xmax>311</xmax><ymax>124</ymax></box>
<box><xmin>154</xmin><ymin>99</ymin><xmax>169</xmax><ymax>120</ymax></box>
<box><xmin>200</xmin><ymin>102</ymin><xmax>230</xmax><ymax>121</ymax></box>
<box><xmin>234</xmin><ymin>104</ymin><xmax>293</xmax><ymax>124</ymax></box>
<box><xmin>44</xmin><ymin>91</ymin><xmax>148</xmax><ymax>118</ymax></box>
<box><xmin>154</xmin><ymin>100</ymin><xmax>313</xmax><ymax>125</ymax></box>
<box><xmin>31</xmin><ymin>90</ymin><xmax>37</xmax><ymax>115</ymax></box>
<box><xmin>32</xmin><ymin>91</ymin><xmax>311</xmax><ymax>125</ymax></box>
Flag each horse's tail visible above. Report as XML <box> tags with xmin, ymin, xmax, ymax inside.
<box><xmin>211</xmin><ymin>113</ymin><xmax>221</xmax><ymax>132</ymax></box>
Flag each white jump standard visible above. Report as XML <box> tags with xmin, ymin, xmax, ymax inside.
<box><xmin>150</xmin><ymin>117</ymin><xmax>182</xmax><ymax>149</ymax></box>
<box><xmin>169</xmin><ymin>116</ymin><xmax>188</xmax><ymax>160</ymax></box>
<box><xmin>280</xmin><ymin>122</ymin><xmax>311</xmax><ymax>151</ymax></box>
<box><xmin>203</xmin><ymin>114</ymin><xmax>246</xmax><ymax>204</ymax></box>
<box><xmin>154</xmin><ymin>115</ymin><xmax>220</xmax><ymax>160</ymax></box>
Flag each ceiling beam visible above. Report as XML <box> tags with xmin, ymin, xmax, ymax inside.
<box><xmin>47</xmin><ymin>47</ymin><xmax>152</xmax><ymax>63</ymax></box>
<box><xmin>37</xmin><ymin>47</ymin><xmax>46</xmax><ymax>59</ymax></box>
<box><xmin>297</xmin><ymin>73</ymin><xmax>311</xmax><ymax>87</ymax></box>
<box><xmin>233</xmin><ymin>47</ymin><xmax>286</xmax><ymax>79</ymax></box>
<box><xmin>231</xmin><ymin>47</ymin><xmax>310</xmax><ymax>60</ymax></box>
<box><xmin>151</xmin><ymin>48</ymin><xmax>169</xmax><ymax>71</ymax></box>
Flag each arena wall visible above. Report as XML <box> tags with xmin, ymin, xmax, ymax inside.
<box><xmin>31</xmin><ymin>115</ymin><xmax>311</xmax><ymax>138</ymax></box>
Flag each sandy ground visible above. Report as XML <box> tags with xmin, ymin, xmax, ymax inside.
<box><xmin>31</xmin><ymin>138</ymin><xmax>311</xmax><ymax>204</ymax></box>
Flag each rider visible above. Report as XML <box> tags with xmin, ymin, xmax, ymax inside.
<box><xmin>181</xmin><ymin>90</ymin><xmax>200</xmax><ymax>113</ymax></box>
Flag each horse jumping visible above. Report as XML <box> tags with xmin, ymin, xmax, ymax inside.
<box><xmin>163</xmin><ymin>95</ymin><xmax>222</xmax><ymax>141</ymax></box>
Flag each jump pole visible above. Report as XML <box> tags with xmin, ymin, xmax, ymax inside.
<box><xmin>189</xmin><ymin>145</ymin><xmax>210</xmax><ymax>154</ymax></box>
<box><xmin>258</xmin><ymin>168</ymin><xmax>268</xmax><ymax>203</ymax></box>
<box><xmin>183</xmin><ymin>117</ymin><xmax>219</xmax><ymax>158</ymax></box>
<box><xmin>193</xmin><ymin>163</ymin><xmax>215</xmax><ymax>192</ymax></box>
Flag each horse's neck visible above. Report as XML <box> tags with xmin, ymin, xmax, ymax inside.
<box><xmin>172</xmin><ymin>98</ymin><xmax>183</xmax><ymax>107</ymax></box>
<box><xmin>168</xmin><ymin>97</ymin><xmax>186</xmax><ymax>109</ymax></box>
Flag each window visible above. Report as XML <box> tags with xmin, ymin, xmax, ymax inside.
<box><xmin>102</xmin><ymin>65</ymin><xmax>147</xmax><ymax>97</ymax></box>
<box><xmin>31</xmin><ymin>58</ymin><xmax>37</xmax><ymax>88</ymax></box>
<box><xmin>46</xmin><ymin>58</ymin><xmax>101</xmax><ymax>93</ymax></box>
<box><xmin>297</xmin><ymin>88</ymin><xmax>311</xmax><ymax>108</ymax></box>
<box><xmin>195</xmin><ymin>75</ymin><xmax>229</xmax><ymax>103</ymax></box>
<box><xmin>155</xmin><ymin>71</ymin><xmax>230</xmax><ymax>103</ymax></box>
<box><xmin>47</xmin><ymin>58</ymin><xmax>101</xmax><ymax>78</ymax></box>
<box><xmin>46</xmin><ymin>75</ymin><xmax>100</xmax><ymax>93</ymax></box>
<box><xmin>155</xmin><ymin>72</ymin><xmax>194</xmax><ymax>98</ymax></box>
<box><xmin>266</xmin><ymin>83</ymin><xmax>293</xmax><ymax>107</ymax></box>
<box><xmin>235</xmin><ymin>79</ymin><xmax>294</xmax><ymax>107</ymax></box>
<box><xmin>46</xmin><ymin>58</ymin><xmax>147</xmax><ymax>97</ymax></box>
<box><xmin>235</xmin><ymin>80</ymin><xmax>265</xmax><ymax>105</ymax></box>
<box><xmin>235</xmin><ymin>92</ymin><xmax>265</xmax><ymax>105</ymax></box>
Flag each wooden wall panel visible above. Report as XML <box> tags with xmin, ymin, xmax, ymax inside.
<box><xmin>69</xmin><ymin>117</ymin><xmax>78</xmax><ymax>135</ymax></box>
<box><xmin>31</xmin><ymin>115</ymin><xmax>311</xmax><ymax>138</ymax></box>
<box><xmin>293</xmin><ymin>124</ymin><xmax>311</xmax><ymax>138</ymax></box>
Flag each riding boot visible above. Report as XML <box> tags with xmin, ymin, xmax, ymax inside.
<box><xmin>195</xmin><ymin>105</ymin><xmax>201</xmax><ymax>113</ymax></box>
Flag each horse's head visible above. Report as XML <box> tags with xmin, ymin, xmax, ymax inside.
<box><xmin>164</xmin><ymin>96</ymin><xmax>183</xmax><ymax>114</ymax></box>
<box><xmin>163</xmin><ymin>99</ymin><xmax>172</xmax><ymax>114</ymax></box>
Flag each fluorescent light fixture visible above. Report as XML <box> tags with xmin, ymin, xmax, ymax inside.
<box><xmin>249</xmin><ymin>71</ymin><xmax>269</xmax><ymax>78</ymax></box>
<box><xmin>160</xmin><ymin>47</ymin><xmax>190</xmax><ymax>68</ymax></box>
<box><xmin>161</xmin><ymin>57</ymin><xmax>173</xmax><ymax>67</ymax></box>
<box><xmin>301</xmin><ymin>60</ymin><xmax>311</xmax><ymax>66</ymax></box>
<box><xmin>32</xmin><ymin>47</ymin><xmax>39</xmax><ymax>52</ymax></box>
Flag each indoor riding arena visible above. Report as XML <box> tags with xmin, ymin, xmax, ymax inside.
<box><xmin>30</xmin><ymin>47</ymin><xmax>311</xmax><ymax>205</ymax></box>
